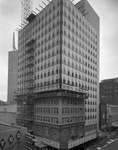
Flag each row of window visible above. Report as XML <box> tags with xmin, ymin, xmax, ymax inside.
<box><xmin>19</xmin><ymin>31</ymin><xmax>97</xmax><ymax>64</ymax></box>
<box><xmin>34</xmin><ymin>107</ymin><xmax>58</xmax><ymax>114</ymax></box>
<box><xmin>62</xmin><ymin>116</ymin><xmax>84</xmax><ymax>124</ymax></box>
<box><xmin>63</xmin><ymin>21</ymin><xmax>97</xmax><ymax>49</ymax></box>
<box><xmin>18</xmin><ymin>82</ymin><xmax>98</xmax><ymax>96</ymax></box>
<box><xmin>18</xmin><ymin>80</ymin><xmax>97</xmax><ymax>93</ymax></box>
<box><xmin>34</xmin><ymin>98</ymin><xmax>84</xmax><ymax>105</ymax></box>
<box><xmin>19</xmin><ymin>20</ymin><xmax>60</xmax><ymax>45</ymax></box>
<box><xmin>85</xmin><ymin>108</ymin><xmax>97</xmax><ymax>112</ymax></box>
<box><xmin>18</xmin><ymin>78</ymin><xmax>97</xmax><ymax>91</ymax></box>
<box><xmin>34</xmin><ymin>116</ymin><xmax>85</xmax><ymax>124</ymax></box>
<box><xmin>34</xmin><ymin>99</ymin><xmax>58</xmax><ymax>105</ymax></box>
<box><xmin>64</xmin><ymin>1</ymin><xmax>97</xmax><ymax>37</ymax></box>
<box><xmin>18</xmin><ymin>60</ymin><xmax>97</xmax><ymax>76</ymax></box>
<box><xmin>19</xmin><ymin>39</ymin><xmax>97</xmax><ymax>69</ymax></box>
<box><xmin>62</xmin><ymin>108</ymin><xmax>84</xmax><ymax>114</ymax></box>
<box><xmin>17</xmin><ymin>98</ymin><xmax>96</xmax><ymax>107</ymax></box>
<box><xmin>85</xmin><ymin>100</ymin><xmax>97</xmax><ymax>105</ymax></box>
<box><xmin>18</xmin><ymin>107</ymin><xmax>95</xmax><ymax>114</ymax></box>
<box><xmin>85</xmin><ymin>115</ymin><xmax>97</xmax><ymax>120</ymax></box>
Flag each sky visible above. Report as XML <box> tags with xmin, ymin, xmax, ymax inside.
<box><xmin>0</xmin><ymin>0</ymin><xmax>118</xmax><ymax>101</ymax></box>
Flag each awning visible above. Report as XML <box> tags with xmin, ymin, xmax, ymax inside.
<box><xmin>35</xmin><ymin>136</ymin><xmax>47</xmax><ymax>148</ymax></box>
<box><xmin>111</xmin><ymin>122</ymin><xmax>118</xmax><ymax>127</ymax></box>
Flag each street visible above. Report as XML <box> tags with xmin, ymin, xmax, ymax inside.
<box><xmin>92</xmin><ymin>137</ymin><xmax>118</xmax><ymax>150</ymax></box>
<box><xmin>102</xmin><ymin>138</ymin><xmax>118</xmax><ymax>150</ymax></box>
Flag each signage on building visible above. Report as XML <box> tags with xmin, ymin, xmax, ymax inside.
<box><xmin>8</xmin><ymin>135</ymin><xmax>14</xmax><ymax>144</ymax></box>
<box><xmin>16</xmin><ymin>131</ymin><xmax>22</xmax><ymax>140</ymax></box>
<box><xmin>68</xmin><ymin>133</ymin><xmax>97</xmax><ymax>149</ymax></box>
<box><xmin>0</xmin><ymin>139</ymin><xmax>6</xmax><ymax>149</ymax></box>
<box><xmin>43</xmin><ymin>138</ymin><xmax>60</xmax><ymax>149</ymax></box>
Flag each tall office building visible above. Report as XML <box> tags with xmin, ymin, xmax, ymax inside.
<box><xmin>17</xmin><ymin>0</ymin><xmax>99</xmax><ymax>149</ymax></box>
<box><xmin>100</xmin><ymin>78</ymin><xmax>118</xmax><ymax>105</ymax></box>
<box><xmin>21</xmin><ymin>0</ymin><xmax>33</xmax><ymax>23</ymax></box>
<box><xmin>7</xmin><ymin>33</ymin><xmax>18</xmax><ymax>103</ymax></box>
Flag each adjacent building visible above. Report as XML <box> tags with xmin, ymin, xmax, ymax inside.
<box><xmin>0</xmin><ymin>122</ymin><xmax>26</xmax><ymax>150</ymax></box>
<box><xmin>107</xmin><ymin>104</ymin><xmax>118</xmax><ymax>127</ymax></box>
<box><xmin>7</xmin><ymin>33</ymin><xmax>18</xmax><ymax>103</ymax></box>
<box><xmin>100</xmin><ymin>77</ymin><xmax>118</xmax><ymax>105</ymax></box>
<box><xmin>99</xmin><ymin>103</ymin><xmax>118</xmax><ymax>131</ymax></box>
<box><xmin>17</xmin><ymin>0</ymin><xmax>100</xmax><ymax>149</ymax></box>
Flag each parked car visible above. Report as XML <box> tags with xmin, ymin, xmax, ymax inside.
<box><xmin>109</xmin><ymin>139</ymin><xmax>114</xmax><ymax>142</ymax></box>
<box><xmin>106</xmin><ymin>141</ymin><xmax>112</xmax><ymax>144</ymax></box>
<box><xmin>96</xmin><ymin>147</ymin><xmax>101</xmax><ymax>150</ymax></box>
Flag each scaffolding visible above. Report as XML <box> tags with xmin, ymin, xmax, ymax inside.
<box><xmin>16</xmin><ymin>38</ymin><xmax>35</xmax><ymax>127</ymax></box>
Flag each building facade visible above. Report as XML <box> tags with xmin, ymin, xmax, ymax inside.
<box><xmin>100</xmin><ymin>77</ymin><xmax>118</xmax><ymax>105</ymax></box>
<box><xmin>107</xmin><ymin>104</ymin><xmax>118</xmax><ymax>127</ymax></box>
<box><xmin>7</xmin><ymin>50</ymin><xmax>18</xmax><ymax>103</ymax></box>
<box><xmin>99</xmin><ymin>103</ymin><xmax>118</xmax><ymax>131</ymax></box>
<box><xmin>17</xmin><ymin>0</ymin><xmax>99</xmax><ymax>149</ymax></box>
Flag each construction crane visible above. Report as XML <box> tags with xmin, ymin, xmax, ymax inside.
<box><xmin>19</xmin><ymin>0</ymin><xmax>33</xmax><ymax>23</ymax></box>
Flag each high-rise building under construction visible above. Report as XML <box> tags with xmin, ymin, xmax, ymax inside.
<box><xmin>16</xmin><ymin>0</ymin><xmax>100</xmax><ymax>149</ymax></box>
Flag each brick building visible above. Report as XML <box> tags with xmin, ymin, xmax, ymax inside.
<box><xmin>100</xmin><ymin>77</ymin><xmax>118</xmax><ymax>105</ymax></box>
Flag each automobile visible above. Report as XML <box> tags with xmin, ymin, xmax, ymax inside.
<box><xmin>109</xmin><ymin>139</ymin><xmax>114</xmax><ymax>142</ymax></box>
<box><xmin>96</xmin><ymin>147</ymin><xmax>101</xmax><ymax>150</ymax></box>
<box><xmin>106</xmin><ymin>141</ymin><xmax>112</xmax><ymax>144</ymax></box>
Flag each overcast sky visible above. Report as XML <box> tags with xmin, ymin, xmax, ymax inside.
<box><xmin>0</xmin><ymin>0</ymin><xmax>118</xmax><ymax>101</ymax></box>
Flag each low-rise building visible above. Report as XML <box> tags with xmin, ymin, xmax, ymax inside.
<box><xmin>0</xmin><ymin>122</ymin><xmax>27</xmax><ymax>150</ymax></box>
<box><xmin>99</xmin><ymin>103</ymin><xmax>118</xmax><ymax>132</ymax></box>
<box><xmin>107</xmin><ymin>104</ymin><xmax>118</xmax><ymax>127</ymax></box>
<box><xmin>100</xmin><ymin>77</ymin><xmax>118</xmax><ymax>105</ymax></box>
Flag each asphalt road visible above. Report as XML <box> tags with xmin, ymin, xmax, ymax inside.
<box><xmin>92</xmin><ymin>138</ymin><xmax>118</xmax><ymax>150</ymax></box>
<box><xmin>101</xmin><ymin>138</ymin><xmax>118</xmax><ymax>150</ymax></box>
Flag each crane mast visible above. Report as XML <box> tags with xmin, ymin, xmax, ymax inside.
<box><xmin>21</xmin><ymin>0</ymin><xmax>33</xmax><ymax>23</ymax></box>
